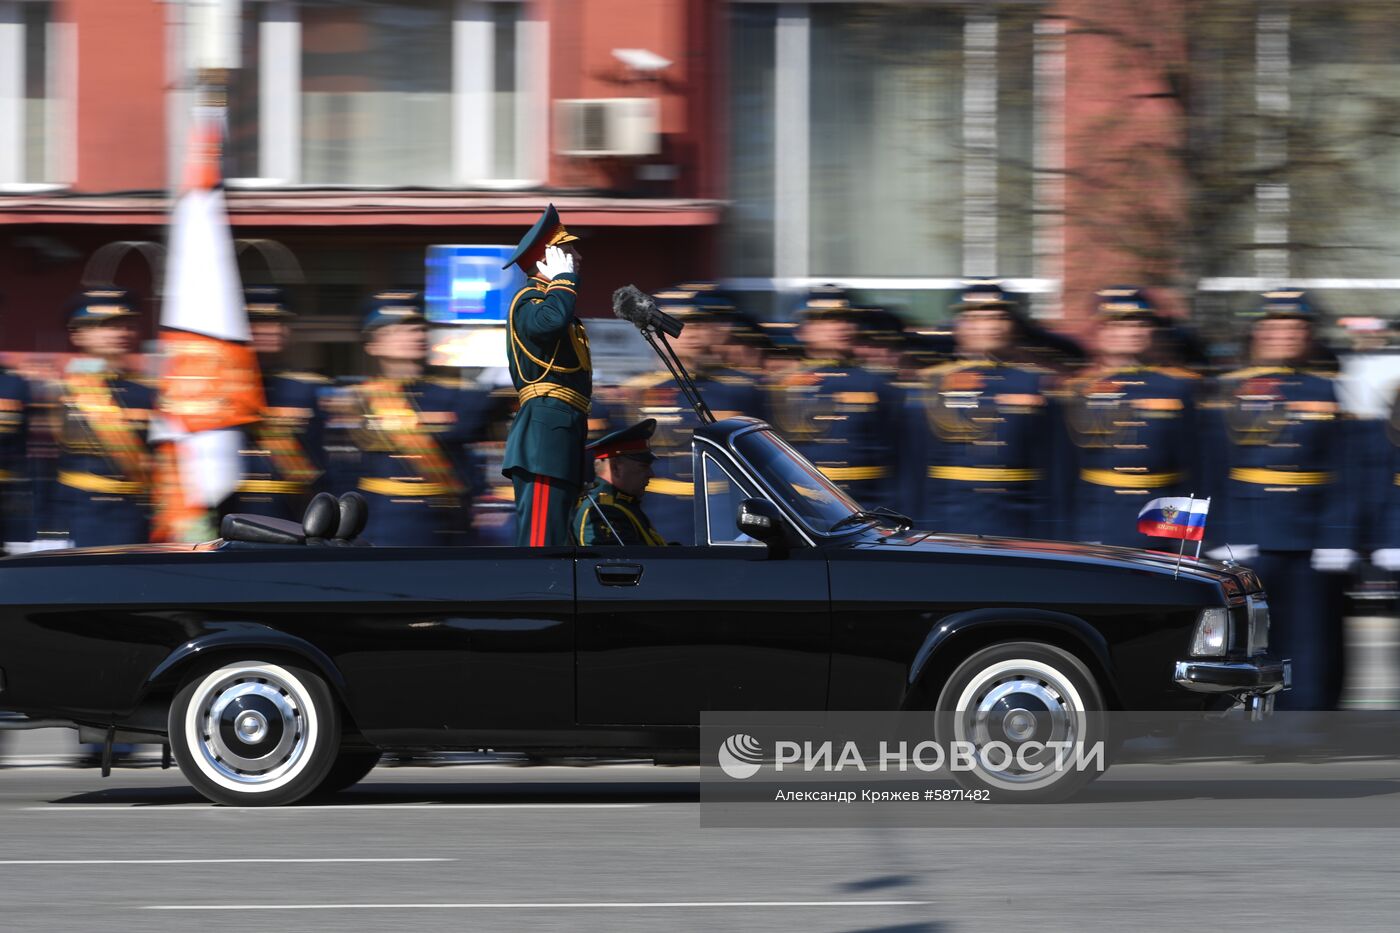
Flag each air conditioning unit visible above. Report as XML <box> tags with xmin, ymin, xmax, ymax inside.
<box><xmin>555</xmin><ymin>98</ymin><xmax>660</xmax><ymax>157</ymax></box>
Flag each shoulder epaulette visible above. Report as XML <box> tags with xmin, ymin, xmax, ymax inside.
<box><xmin>1148</xmin><ymin>366</ymin><xmax>1202</xmax><ymax>380</ymax></box>
<box><xmin>275</xmin><ymin>371</ymin><xmax>331</xmax><ymax>384</ymax></box>
<box><xmin>712</xmin><ymin>373</ymin><xmax>753</xmax><ymax>386</ymax></box>
<box><xmin>921</xmin><ymin>360</ymin><xmax>981</xmax><ymax>378</ymax></box>
<box><xmin>624</xmin><ymin>370</ymin><xmax>675</xmax><ymax>389</ymax></box>
<box><xmin>131</xmin><ymin>376</ymin><xmax>159</xmax><ymax>389</ymax></box>
<box><xmin>1220</xmin><ymin>365</ymin><xmax>1291</xmax><ymax>381</ymax></box>
<box><xmin>426</xmin><ymin>376</ymin><xmax>467</xmax><ymax>390</ymax></box>
<box><xmin>1302</xmin><ymin>367</ymin><xmax>1339</xmax><ymax>380</ymax></box>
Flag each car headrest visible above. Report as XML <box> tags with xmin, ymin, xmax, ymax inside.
<box><xmin>335</xmin><ymin>492</ymin><xmax>369</xmax><ymax>541</ymax></box>
<box><xmin>220</xmin><ymin>513</ymin><xmax>306</xmax><ymax>546</ymax></box>
<box><xmin>302</xmin><ymin>492</ymin><xmax>339</xmax><ymax>539</ymax></box>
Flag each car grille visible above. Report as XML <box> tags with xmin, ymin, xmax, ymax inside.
<box><xmin>1246</xmin><ymin>595</ymin><xmax>1269</xmax><ymax>655</ymax></box>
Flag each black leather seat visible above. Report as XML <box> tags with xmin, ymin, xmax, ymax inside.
<box><xmin>220</xmin><ymin>492</ymin><xmax>370</xmax><ymax>547</ymax></box>
<box><xmin>219</xmin><ymin>513</ymin><xmax>306</xmax><ymax>546</ymax></box>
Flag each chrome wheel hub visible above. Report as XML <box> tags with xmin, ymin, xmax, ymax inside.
<box><xmin>953</xmin><ymin>659</ymin><xmax>1086</xmax><ymax>787</ymax></box>
<box><xmin>194</xmin><ymin>670</ymin><xmax>308</xmax><ymax>786</ymax></box>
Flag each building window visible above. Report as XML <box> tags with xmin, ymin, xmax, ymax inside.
<box><xmin>0</xmin><ymin>0</ymin><xmax>64</xmax><ymax>188</ymax></box>
<box><xmin>723</xmin><ymin>2</ymin><xmax>1042</xmax><ymax>318</ymax></box>
<box><xmin>226</xmin><ymin>0</ymin><xmax>541</xmax><ymax>189</ymax></box>
<box><xmin>301</xmin><ymin>0</ymin><xmax>453</xmax><ymax>186</ymax></box>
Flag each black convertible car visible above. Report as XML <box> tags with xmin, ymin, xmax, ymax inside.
<box><xmin>0</xmin><ymin>417</ymin><xmax>1287</xmax><ymax>805</ymax></box>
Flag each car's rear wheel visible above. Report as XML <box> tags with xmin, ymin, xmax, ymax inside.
<box><xmin>169</xmin><ymin>660</ymin><xmax>341</xmax><ymax>807</ymax></box>
<box><xmin>312</xmin><ymin>750</ymin><xmax>382</xmax><ymax>797</ymax></box>
<box><xmin>935</xmin><ymin>641</ymin><xmax>1106</xmax><ymax>803</ymax></box>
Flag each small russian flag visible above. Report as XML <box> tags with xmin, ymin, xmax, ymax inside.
<box><xmin>1137</xmin><ymin>496</ymin><xmax>1209</xmax><ymax>541</ymax></box>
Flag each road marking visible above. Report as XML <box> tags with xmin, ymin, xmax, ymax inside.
<box><xmin>0</xmin><ymin>858</ymin><xmax>452</xmax><ymax>866</ymax></box>
<box><xmin>144</xmin><ymin>900</ymin><xmax>929</xmax><ymax>912</ymax></box>
<box><xmin>24</xmin><ymin>803</ymin><xmax>648</xmax><ymax>812</ymax></box>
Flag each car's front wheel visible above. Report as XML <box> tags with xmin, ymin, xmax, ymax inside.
<box><xmin>169</xmin><ymin>660</ymin><xmax>341</xmax><ymax>807</ymax></box>
<box><xmin>935</xmin><ymin>641</ymin><xmax>1106</xmax><ymax>803</ymax></box>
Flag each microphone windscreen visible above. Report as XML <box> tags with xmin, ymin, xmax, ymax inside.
<box><xmin>612</xmin><ymin>284</ymin><xmax>655</xmax><ymax>329</ymax></box>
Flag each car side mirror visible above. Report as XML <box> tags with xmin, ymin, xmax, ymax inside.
<box><xmin>736</xmin><ymin>498</ymin><xmax>786</xmax><ymax>549</ymax></box>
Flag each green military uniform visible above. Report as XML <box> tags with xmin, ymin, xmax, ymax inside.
<box><xmin>501</xmin><ymin>204</ymin><xmax>592</xmax><ymax>546</ymax></box>
<box><xmin>573</xmin><ymin>479</ymin><xmax>667</xmax><ymax>546</ymax></box>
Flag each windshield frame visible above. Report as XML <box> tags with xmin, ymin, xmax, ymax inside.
<box><xmin>720</xmin><ymin>424</ymin><xmax>875</xmax><ymax>541</ymax></box>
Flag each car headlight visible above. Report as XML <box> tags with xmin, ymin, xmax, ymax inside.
<box><xmin>1191</xmin><ymin>607</ymin><xmax>1230</xmax><ymax>657</ymax></box>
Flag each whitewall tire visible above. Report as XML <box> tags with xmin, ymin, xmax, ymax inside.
<box><xmin>169</xmin><ymin>660</ymin><xmax>341</xmax><ymax>807</ymax></box>
<box><xmin>935</xmin><ymin>641</ymin><xmax>1106</xmax><ymax>803</ymax></box>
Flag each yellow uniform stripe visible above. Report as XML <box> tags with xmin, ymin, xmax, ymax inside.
<box><xmin>358</xmin><ymin>477</ymin><xmax>452</xmax><ymax>497</ymax></box>
<box><xmin>818</xmin><ymin>466</ymin><xmax>889</xmax><ymax>482</ymax></box>
<box><xmin>58</xmin><ymin>470</ymin><xmax>142</xmax><ymax>495</ymax></box>
<box><xmin>1229</xmin><ymin>467</ymin><xmax>1332</xmax><ymax>486</ymax></box>
<box><xmin>517</xmin><ymin>382</ymin><xmax>591</xmax><ymax>414</ymax></box>
<box><xmin>1080</xmin><ymin>469</ymin><xmax>1184</xmax><ymax>489</ymax></box>
<box><xmin>236</xmin><ymin>480</ymin><xmax>308</xmax><ymax>494</ymax></box>
<box><xmin>928</xmin><ymin>466</ymin><xmax>1041</xmax><ymax>483</ymax></box>
<box><xmin>647</xmin><ymin>477</ymin><xmax>695</xmax><ymax>496</ymax></box>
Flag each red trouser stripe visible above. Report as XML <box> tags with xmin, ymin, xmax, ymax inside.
<box><xmin>531</xmin><ymin>476</ymin><xmax>551</xmax><ymax>547</ymax></box>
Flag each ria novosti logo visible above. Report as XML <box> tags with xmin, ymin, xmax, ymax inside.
<box><xmin>717</xmin><ymin>733</ymin><xmax>764</xmax><ymax>779</ymax></box>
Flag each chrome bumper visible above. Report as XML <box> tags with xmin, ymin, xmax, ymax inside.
<box><xmin>1174</xmin><ymin>658</ymin><xmax>1292</xmax><ymax>695</ymax></box>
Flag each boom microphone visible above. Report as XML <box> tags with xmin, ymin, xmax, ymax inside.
<box><xmin>612</xmin><ymin>284</ymin><xmax>683</xmax><ymax>338</ymax></box>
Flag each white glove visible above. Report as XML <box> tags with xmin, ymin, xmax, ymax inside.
<box><xmin>535</xmin><ymin>244</ymin><xmax>576</xmax><ymax>281</ymax></box>
<box><xmin>1205</xmin><ymin>544</ymin><xmax>1258</xmax><ymax>561</ymax></box>
<box><xmin>1311</xmin><ymin>548</ymin><xmax>1358</xmax><ymax>573</ymax></box>
<box><xmin>1373</xmin><ymin>549</ymin><xmax>1400</xmax><ymax>572</ymax></box>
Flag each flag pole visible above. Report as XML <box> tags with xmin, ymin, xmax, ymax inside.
<box><xmin>1174</xmin><ymin>492</ymin><xmax>1195</xmax><ymax>580</ymax></box>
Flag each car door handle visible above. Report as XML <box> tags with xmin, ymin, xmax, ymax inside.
<box><xmin>595</xmin><ymin>563</ymin><xmax>643</xmax><ymax>587</ymax></box>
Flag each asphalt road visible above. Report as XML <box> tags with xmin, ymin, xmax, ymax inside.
<box><xmin>1</xmin><ymin>760</ymin><xmax>1399</xmax><ymax>933</ymax></box>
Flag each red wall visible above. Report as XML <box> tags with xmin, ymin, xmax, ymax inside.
<box><xmin>540</xmin><ymin>0</ymin><xmax>720</xmax><ymax>200</ymax></box>
<box><xmin>1057</xmin><ymin>0</ymin><xmax>1191</xmax><ymax>336</ymax></box>
<box><xmin>66</xmin><ymin>0</ymin><xmax>168</xmax><ymax>193</ymax></box>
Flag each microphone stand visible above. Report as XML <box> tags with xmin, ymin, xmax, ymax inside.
<box><xmin>638</xmin><ymin>324</ymin><xmax>716</xmax><ymax>425</ymax></box>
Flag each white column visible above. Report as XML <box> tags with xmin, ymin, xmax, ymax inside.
<box><xmin>0</xmin><ymin>2</ymin><xmax>25</xmax><ymax>185</ymax></box>
<box><xmin>517</xmin><ymin>11</ymin><xmax>548</xmax><ymax>184</ymax></box>
<box><xmin>261</xmin><ymin>1</ymin><xmax>300</xmax><ymax>183</ymax></box>
<box><xmin>166</xmin><ymin>0</ymin><xmax>190</xmax><ymax>191</ymax></box>
<box><xmin>962</xmin><ymin>14</ymin><xmax>999</xmax><ymax>279</ymax></box>
<box><xmin>1255</xmin><ymin>6</ymin><xmax>1291</xmax><ymax>283</ymax></box>
<box><xmin>773</xmin><ymin>3</ymin><xmax>809</xmax><ymax>283</ymax></box>
<box><xmin>50</xmin><ymin>14</ymin><xmax>77</xmax><ymax>185</ymax></box>
<box><xmin>453</xmin><ymin>0</ymin><xmax>493</xmax><ymax>185</ymax></box>
<box><xmin>1032</xmin><ymin>18</ymin><xmax>1066</xmax><ymax>317</ymax></box>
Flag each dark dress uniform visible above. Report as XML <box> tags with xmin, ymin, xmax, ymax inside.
<box><xmin>0</xmin><ymin>368</ymin><xmax>31</xmax><ymax>546</ymax></box>
<box><xmin>346</xmin><ymin>375</ymin><xmax>488</xmax><ymax>547</ymax></box>
<box><xmin>1206</xmin><ymin>360</ymin><xmax>1355</xmax><ymax>710</ymax></box>
<box><xmin>501</xmin><ymin>205</ymin><xmax>590</xmax><ymax>547</ymax></box>
<box><xmin>55</xmin><ymin>368</ymin><xmax>155</xmax><ymax>547</ymax></box>
<box><xmin>901</xmin><ymin>359</ymin><xmax>1058</xmax><ymax>538</ymax></box>
<box><xmin>227</xmin><ymin>371</ymin><xmax>328</xmax><ymax>521</ymax></box>
<box><xmin>1061</xmin><ymin>365</ymin><xmax>1202</xmax><ymax>545</ymax></box>
<box><xmin>573</xmin><ymin>479</ymin><xmax>667</xmax><ymax>546</ymax></box>
<box><xmin>767</xmin><ymin>358</ymin><xmax>900</xmax><ymax>511</ymax></box>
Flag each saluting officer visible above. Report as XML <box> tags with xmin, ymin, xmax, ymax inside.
<box><xmin>900</xmin><ymin>282</ymin><xmax>1059</xmax><ymax>538</ymax></box>
<box><xmin>1060</xmin><ymin>287</ymin><xmax>1202</xmax><ymax>546</ymax></box>
<box><xmin>225</xmin><ymin>286</ymin><xmax>327</xmax><ymax>521</ymax></box>
<box><xmin>53</xmin><ymin>288</ymin><xmax>155</xmax><ymax>547</ymax></box>
<box><xmin>501</xmin><ymin>204</ymin><xmax>591</xmax><ymax>547</ymax></box>
<box><xmin>620</xmin><ymin>285</ymin><xmax>766</xmax><ymax>544</ymax></box>
<box><xmin>769</xmin><ymin>286</ymin><xmax>901</xmax><ymax>510</ymax></box>
<box><xmin>1204</xmin><ymin>291</ymin><xmax>1357</xmax><ymax>710</ymax></box>
<box><xmin>346</xmin><ymin>290</ymin><xmax>489</xmax><ymax>547</ymax></box>
<box><xmin>0</xmin><ymin>362</ymin><xmax>30</xmax><ymax>551</ymax></box>
<box><xmin>572</xmin><ymin>418</ymin><xmax>668</xmax><ymax>546</ymax></box>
